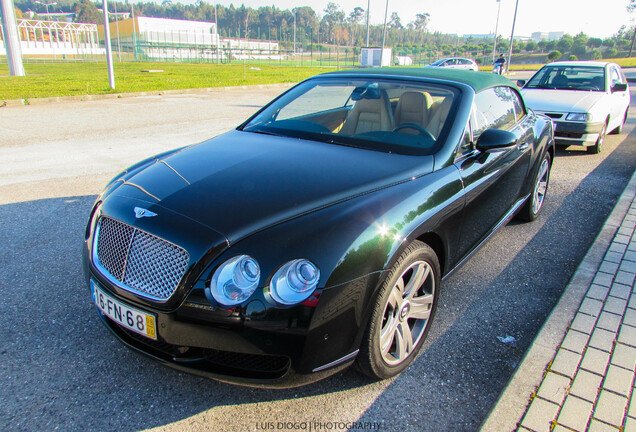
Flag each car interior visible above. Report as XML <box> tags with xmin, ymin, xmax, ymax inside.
<box><xmin>243</xmin><ymin>80</ymin><xmax>458</xmax><ymax>153</ymax></box>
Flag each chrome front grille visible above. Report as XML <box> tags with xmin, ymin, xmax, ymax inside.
<box><xmin>94</xmin><ymin>217</ymin><xmax>190</xmax><ymax>301</ymax></box>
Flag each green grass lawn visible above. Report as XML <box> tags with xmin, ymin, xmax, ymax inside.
<box><xmin>3</xmin><ymin>57</ymin><xmax>635</xmax><ymax>102</ymax></box>
<box><xmin>0</xmin><ymin>62</ymin><xmax>333</xmax><ymax>101</ymax></box>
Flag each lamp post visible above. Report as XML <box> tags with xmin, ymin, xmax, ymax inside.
<box><xmin>506</xmin><ymin>0</ymin><xmax>519</xmax><ymax>74</ymax></box>
<box><xmin>365</xmin><ymin>0</ymin><xmax>370</xmax><ymax>47</ymax></box>
<box><xmin>1</xmin><ymin>0</ymin><xmax>26</xmax><ymax>76</ymax></box>
<box><xmin>492</xmin><ymin>0</ymin><xmax>501</xmax><ymax>64</ymax></box>
<box><xmin>35</xmin><ymin>0</ymin><xmax>56</xmax><ymax>17</ymax></box>
<box><xmin>381</xmin><ymin>0</ymin><xmax>389</xmax><ymax>65</ymax></box>
<box><xmin>292</xmin><ymin>8</ymin><xmax>296</xmax><ymax>57</ymax></box>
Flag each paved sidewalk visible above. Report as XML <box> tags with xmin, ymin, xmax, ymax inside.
<box><xmin>482</xmin><ymin>170</ymin><xmax>636</xmax><ymax>432</ymax></box>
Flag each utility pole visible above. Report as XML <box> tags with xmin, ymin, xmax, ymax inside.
<box><xmin>492</xmin><ymin>0</ymin><xmax>501</xmax><ymax>64</ymax></box>
<box><xmin>381</xmin><ymin>0</ymin><xmax>389</xmax><ymax>65</ymax></box>
<box><xmin>102</xmin><ymin>0</ymin><xmax>115</xmax><ymax>89</ymax></box>
<box><xmin>0</xmin><ymin>0</ymin><xmax>25</xmax><ymax>76</ymax></box>
<box><xmin>365</xmin><ymin>0</ymin><xmax>370</xmax><ymax>47</ymax></box>
<box><xmin>113</xmin><ymin>0</ymin><xmax>121</xmax><ymax>61</ymax></box>
<box><xmin>506</xmin><ymin>0</ymin><xmax>519</xmax><ymax>74</ymax></box>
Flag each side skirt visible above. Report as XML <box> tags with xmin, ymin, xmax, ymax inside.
<box><xmin>442</xmin><ymin>194</ymin><xmax>529</xmax><ymax>281</ymax></box>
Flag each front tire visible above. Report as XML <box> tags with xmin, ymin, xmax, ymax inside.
<box><xmin>517</xmin><ymin>152</ymin><xmax>551</xmax><ymax>222</ymax></box>
<box><xmin>587</xmin><ymin>122</ymin><xmax>606</xmax><ymax>154</ymax></box>
<box><xmin>356</xmin><ymin>241</ymin><xmax>440</xmax><ymax>380</ymax></box>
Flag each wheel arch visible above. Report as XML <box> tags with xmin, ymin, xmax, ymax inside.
<box><xmin>415</xmin><ymin>232</ymin><xmax>446</xmax><ymax>277</ymax></box>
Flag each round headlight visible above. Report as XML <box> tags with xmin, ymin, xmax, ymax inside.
<box><xmin>267</xmin><ymin>259</ymin><xmax>320</xmax><ymax>305</ymax></box>
<box><xmin>209</xmin><ymin>255</ymin><xmax>260</xmax><ymax>306</ymax></box>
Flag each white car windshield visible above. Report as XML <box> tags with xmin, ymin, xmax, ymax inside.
<box><xmin>525</xmin><ymin>66</ymin><xmax>605</xmax><ymax>92</ymax></box>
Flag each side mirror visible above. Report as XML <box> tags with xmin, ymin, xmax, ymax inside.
<box><xmin>476</xmin><ymin>129</ymin><xmax>518</xmax><ymax>152</ymax></box>
<box><xmin>612</xmin><ymin>83</ymin><xmax>628</xmax><ymax>93</ymax></box>
<box><xmin>516</xmin><ymin>79</ymin><xmax>526</xmax><ymax>87</ymax></box>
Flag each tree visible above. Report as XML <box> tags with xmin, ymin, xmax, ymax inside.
<box><xmin>557</xmin><ymin>37</ymin><xmax>572</xmax><ymax>52</ymax></box>
<box><xmin>572</xmin><ymin>45</ymin><xmax>587</xmax><ymax>57</ymax></box>
<box><xmin>590</xmin><ymin>48</ymin><xmax>602</xmax><ymax>60</ymax></box>
<box><xmin>572</xmin><ymin>33</ymin><xmax>587</xmax><ymax>48</ymax></box>
<box><xmin>537</xmin><ymin>40</ymin><xmax>547</xmax><ymax>52</ymax></box>
<box><xmin>587</xmin><ymin>37</ymin><xmax>602</xmax><ymax>48</ymax></box>
<box><xmin>413</xmin><ymin>13</ymin><xmax>429</xmax><ymax>32</ymax></box>
<box><xmin>602</xmin><ymin>38</ymin><xmax>616</xmax><ymax>48</ymax></box>
<box><xmin>547</xmin><ymin>50</ymin><xmax>562</xmax><ymax>61</ymax></box>
<box><xmin>525</xmin><ymin>41</ymin><xmax>537</xmax><ymax>52</ymax></box>
<box><xmin>321</xmin><ymin>2</ymin><xmax>345</xmax><ymax>43</ymax></box>
<box><xmin>347</xmin><ymin>7</ymin><xmax>365</xmax><ymax>24</ymax></box>
<box><xmin>389</xmin><ymin>12</ymin><xmax>403</xmax><ymax>29</ymax></box>
<box><xmin>74</xmin><ymin>0</ymin><xmax>102</xmax><ymax>24</ymax></box>
<box><xmin>14</xmin><ymin>7</ymin><xmax>23</xmax><ymax>18</ymax></box>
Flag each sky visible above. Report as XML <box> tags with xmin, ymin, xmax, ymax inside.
<box><xmin>154</xmin><ymin>0</ymin><xmax>632</xmax><ymax>39</ymax></box>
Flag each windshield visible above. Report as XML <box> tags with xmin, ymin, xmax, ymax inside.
<box><xmin>240</xmin><ymin>77</ymin><xmax>460</xmax><ymax>156</ymax></box>
<box><xmin>525</xmin><ymin>65</ymin><xmax>605</xmax><ymax>91</ymax></box>
<box><xmin>430</xmin><ymin>59</ymin><xmax>446</xmax><ymax>66</ymax></box>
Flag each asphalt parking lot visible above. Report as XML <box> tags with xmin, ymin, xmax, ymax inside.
<box><xmin>1</xmin><ymin>86</ymin><xmax>635</xmax><ymax>432</ymax></box>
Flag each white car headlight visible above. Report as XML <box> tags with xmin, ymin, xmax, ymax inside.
<box><xmin>209</xmin><ymin>255</ymin><xmax>260</xmax><ymax>306</ymax></box>
<box><xmin>266</xmin><ymin>259</ymin><xmax>320</xmax><ymax>305</ymax></box>
<box><xmin>566</xmin><ymin>112</ymin><xmax>589</xmax><ymax>122</ymax></box>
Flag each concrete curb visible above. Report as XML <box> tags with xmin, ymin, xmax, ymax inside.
<box><xmin>0</xmin><ymin>82</ymin><xmax>295</xmax><ymax>107</ymax></box>
<box><xmin>480</xmin><ymin>169</ymin><xmax>636</xmax><ymax>431</ymax></box>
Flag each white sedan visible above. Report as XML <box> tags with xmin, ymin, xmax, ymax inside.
<box><xmin>427</xmin><ymin>57</ymin><xmax>479</xmax><ymax>71</ymax></box>
<box><xmin>518</xmin><ymin>61</ymin><xmax>630</xmax><ymax>154</ymax></box>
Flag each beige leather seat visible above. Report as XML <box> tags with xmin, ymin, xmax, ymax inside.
<box><xmin>340</xmin><ymin>92</ymin><xmax>392</xmax><ymax>135</ymax></box>
<box><xmin>425</xmin><ymin>98</ymin><xmax>453</xmax><ymax>138</ymax></box>
<box><xmin>394</xmin><ymin>91</ymin><xmax>435</xmax><ymax>131</ymax></box>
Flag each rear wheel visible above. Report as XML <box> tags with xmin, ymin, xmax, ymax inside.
<box><xmin>587</xmin><ymin>122</ymin><xmax>606</xmax><ymax>154</ymax></box>
<box><xmin>517</xmin><ymin>152</ymin><xmax>551</xmax><ymax>222</ymax></box>
<box><xmin>356</xmin><ymin>241</ymin><xmax>440</xmax><ymax>379</ymax></box>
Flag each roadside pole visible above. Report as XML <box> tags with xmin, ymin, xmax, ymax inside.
<box><xmin>102</xmin><ymin>0</ymin><xmax>115</xmax><ymax>90</ymax></box>
<box><xmin>0</xmin><ymin>0</ymin><xmax>25</xmax><ymax>76</ymax></box>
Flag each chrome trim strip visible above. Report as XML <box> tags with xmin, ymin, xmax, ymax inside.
<box><xmin>160</xmin><ymin>160</ymin><xmax>191</xmax><ymax>185</ymax></box>
<box><xmin>121</xmin><ymin>181</ymin><xmax>160</xmax><ymax>201</ymax></box>
<box><xmin>442</xmin><ymin>195</ymin><xmax>529</xmax><ymax>281</ymax></box>
<box><xmin>312</xmin><ymin>350</ymin><xmax>359</xmax><ymax>373</ymax></box>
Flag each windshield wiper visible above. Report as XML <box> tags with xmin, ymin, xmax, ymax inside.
<box><xmin>527</xmin><ymin>84</ymin><xmax>553</xmax><ymax>89</ymax></box>
<box><xmin>246</xmin><ymin>129</ymin><xmax>282</xmax><ymax>137</ymax></box>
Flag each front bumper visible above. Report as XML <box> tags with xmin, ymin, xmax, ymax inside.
<box><xmin>84</xmin><ymin>254</ymin><xmax>379</xmax><ymax>388</ymax></box>
<box><xmin>552</xmin><ymin>120</ymin><xmax>605</xmax><ymax>147</ymax></box>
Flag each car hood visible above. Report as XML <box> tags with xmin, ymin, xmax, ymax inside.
<box><xmin>110</xmin><ymin>130</ymin><xmax>434</xmax><ymax>243</ymax></box>
<box><xmin>521</xmin><ymin>89</ymin><xmax>604</xmax><ymax>113</ymax></box>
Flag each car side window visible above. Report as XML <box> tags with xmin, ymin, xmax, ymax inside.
<box><xmin>459</xmin><ymin>123</ymin><xmax>474</xmax><ymax>156</ymax></box>
<box><xmin>471</xmin><ymin>87</ymin><xmax>517</xmax><ymax>139</ymax></box>
<box><xmin>507</xmin><ymin>87</ymin><xmax>526</xmax><ymax>122</ymax></box>
<box><xmin>610</xmin><ymin>67</ymin><xmax>624</xmax><ymax>86</ymax></box>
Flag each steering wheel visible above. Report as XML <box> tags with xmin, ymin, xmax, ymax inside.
<box><xmin>393</xmin><ymin>123</ymin><xmax>435</xmax><ymax>140</ymax></box>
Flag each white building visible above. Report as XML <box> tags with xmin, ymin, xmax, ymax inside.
<box><xmin>361</xmin><ymin>47</ymin><xmax>392</xmax><ymax>67</ymax></box>
<box><xmin>101</xmin><ymin>16</ymin><xmax>280</xmax><ymax>61</ymax></box>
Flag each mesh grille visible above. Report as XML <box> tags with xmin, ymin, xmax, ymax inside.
<box><xmin>95</xmin><ymin>217</ymin><xmax>189</xmax><ymax>300</ymax></box>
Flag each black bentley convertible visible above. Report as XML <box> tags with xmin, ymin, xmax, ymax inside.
<box><xmin>83</xmin><ymin>67</ymin><xmax>554</xmax><ymax>387</ymax></box>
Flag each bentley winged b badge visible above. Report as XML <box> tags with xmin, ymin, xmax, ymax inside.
<box><xmin>134</xmin><ymin>207</ymin><xmax>157</xmax><ymax>219</ymax></box>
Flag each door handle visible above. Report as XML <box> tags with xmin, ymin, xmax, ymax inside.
<box><xmin>518</xmin><ymin>142</ymin><xmax>530</xmax><ymax>151</ymax></box>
